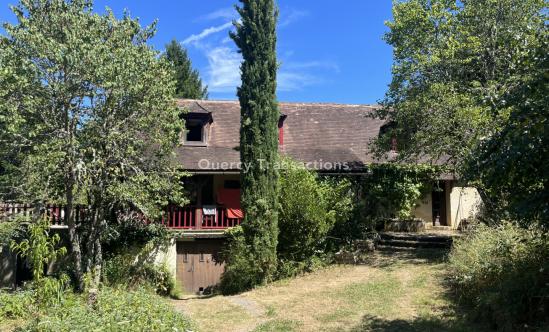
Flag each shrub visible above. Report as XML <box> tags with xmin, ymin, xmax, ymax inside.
<box><xmin>103</xmin><ymin>250</ymin><xmax>178</xmax><ymax>297</ymax></box>
<box><xmin>103</xmin><ymin>212</ymin><xmax>170</xmax><ymax>256</ymax></box>
<box><xmin>221</xmin><ymin>160</ymin><xmax>354</xmax><ymax>293</ymax></box>
<box><xmin>0</xmin><ymin>216</ymin><xmax>26</xmax><ymax>248</ymax></box>
<box><xmin>448</xmin><ymin>222</ymin><xmax>549</xmax><ymax>330</ymax></box>
<box><xmin>219</xmin><ymin>226</ymin><xmax>262</xmax><ymax>295</ymax></box>
<box><xmin>10</xmin><ymin>216</ymin><xmax>67</xmax><ymax>281</ymax></box>
<box><xmin>277</xmin><ymin>158</ymin><xmax>351</xmax><ymax>262</ymax></box>
<box><xmin>20</xmin><ymin>286</ymin><xmax>193</xmax><ymax>331</ymax></box>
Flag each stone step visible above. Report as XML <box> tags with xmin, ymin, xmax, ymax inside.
<box><xmin>379</xmin><ymin>232</ymin><xmax>455</xmax><ymax>243</ymax></box>
<box><xmin>378</xmin><ymin>238</ymin><xmax>451</xmax><ymax>249</ymax></box>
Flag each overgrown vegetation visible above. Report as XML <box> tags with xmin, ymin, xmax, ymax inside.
<box><xmin>277</xmin><ymin>158</ymin><xmax>352</xmax><ymax>264</ymax></box>
<box><xmin>330</xmin><ymin>164</ymin><xmax>438</xmax><ymax>244</ymax></box>
<box><xmin>448</xmin><ymin>222</ymin><xmax>549</xmax><ymax>330</ymax></box>
<box><xmin>0</xmin><ymin>216</ymin><xmax>25</xmax><ymax>248</ymax></box>
<box><xmin>1</xmin><ymin>211</ymin><xmax>188</xmax><ymax>331</ymax></box>
<box><xmin>380</xmin><ymin>1</ymin><xmax>548</xmax><ymax>328</ymax></box>
<box><xmin>221</xmin><ymin>158</ymin><xmax>354</xmax><ymax>293</ymax></box>
<box><xmin>377</xmin><ymin>0</ymin><xmax>547</xmax><ymax>224</ymax></box>
<box><xmin>0</xmin><ymin>0</ymin><xmax>187</xmax><ymax>292</ymax></box>
<box><xmin>1</xmin><ymin>286</ymin><xmax>193</xmax><ymax>331</ymax></box>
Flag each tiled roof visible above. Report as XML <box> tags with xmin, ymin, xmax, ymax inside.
<box><xmin>175</xmin><ymin>99</ymin><xmax>391</xmax><ymax>172</ymax></box>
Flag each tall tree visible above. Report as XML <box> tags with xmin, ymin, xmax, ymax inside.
<box><xmin>164</xmin><ymin>40</ymin><xmax>208</xmax><ymax>99</ymax></box>
<box><xmin>231</xmin><ymin>0</ymin><xmax>280</xmax><ymax>285</ymax></box>
<box><xmin>0</xmin><ymin>0</ymin><xmax>186</xmax><ymax>290</ymax></box>
<box><xmin>375</xmin><ymin>0</ymin><xmax>547</xmax><ymax>222</ymax></box>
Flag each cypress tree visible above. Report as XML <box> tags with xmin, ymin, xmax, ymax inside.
<box><xmin>231</xmin><ymin>0</ymin><xmax>279</xmax><ymax>284</ymax></box>
<box><xmin>164</xmin><ymin>39</ymin><xmax>208</xmax><ymax>99</ymax></box>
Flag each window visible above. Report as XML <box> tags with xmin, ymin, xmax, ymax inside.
<box><xmin>186</xmin><ymin>121</ymin><xmax>203</xmax><ymax>142</ymax></box>
<box><xmin>182</xmin><ymin>109</ymin><xmax>212</xmax><ymax>146</ymax></box>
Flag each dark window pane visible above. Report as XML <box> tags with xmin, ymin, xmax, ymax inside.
<box><xmin>186</xmin><ymin>123</ymin><xmax>203</xmax><ymax>141</ymax></box>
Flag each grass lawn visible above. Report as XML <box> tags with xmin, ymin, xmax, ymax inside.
<box><xmin>173</xmin><ymin>249</ymin><xmax>483</xmax><ymax>332</ymax></box>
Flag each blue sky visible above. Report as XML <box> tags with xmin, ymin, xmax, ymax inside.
<box><xmin>0</xmin><ymin>1</ymin><xmax>394</xmax><ymax>104</ymax></box>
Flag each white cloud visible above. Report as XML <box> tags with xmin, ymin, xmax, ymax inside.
<box><xmin>278</xmin><ymin>71</ymin><xmax>319</xmax><ymax>91</ymax></box>
<box><xmin>279</xmin><ymin>9</ymin><xmax>310</xmax><ymax>27</ymax></box>
<box><xmin>181</xmin><ymin>21</ymin><xmax>233</xmax><ymax>46</ymax></box>
<box><xmin>181</xmin><ymin>8</ymin><xmax>336</xmax><ymax>95</ymax></box>
<box><xmin>205</xmin><ymin>46</ymin><xmax>242</xmax><ymax>92</ymax></box>
<box><xmin>195</xmin><ymin>7</ymin><xmax>237</xmax><ymax>22</ymax></box>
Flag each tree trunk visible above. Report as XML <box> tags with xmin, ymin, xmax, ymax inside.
<box><xmin>66</xmin><ymin>174</ymin><xmax>84</xmax><ymax>292</ymax></box>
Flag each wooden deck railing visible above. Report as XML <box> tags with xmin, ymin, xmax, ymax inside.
<box><xmin>1</xmin><ymin>203</ymin><xmax>242</xmax><ymax>230</ymax></box>
<box><xmin>0</xmin><ymin>203</ymin><xmax>87</xmax><ymax>227</ymax></box>
<box><xmin>160</xmin><ymin>205</ymin><xmax>243</xmax><ymax>229</ymax></box>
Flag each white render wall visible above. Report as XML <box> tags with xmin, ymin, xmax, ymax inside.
<box><xmin>449</xmin><ymin>186</ymin><xmax>482</xmax><ymax>229</ymax></box>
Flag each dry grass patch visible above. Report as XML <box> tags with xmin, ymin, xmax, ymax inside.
<box><xmin>173</xmin><ymin>249</ymin><xmax>479</xmax><ymax>332</ymax></box>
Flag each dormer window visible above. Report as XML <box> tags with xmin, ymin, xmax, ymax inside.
<box><xmin>182</xmin><ymin>107</ymin><xmax>213</xmax><ymax>146</ymax></box>
<box><xmin>186</xmin><ymin>120</ymin><xmax>205</xmax><ymax>142</ymax></box>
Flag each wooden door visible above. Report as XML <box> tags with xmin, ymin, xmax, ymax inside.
<box><xmin>176</xmin><ymin>241</ymin><xmax>196</xmax><ymax>294</ymax></box>
<box><xmin>176</xmin><ymin>240</ymin><xmax>225</xmax><ymax>294</ymax></box>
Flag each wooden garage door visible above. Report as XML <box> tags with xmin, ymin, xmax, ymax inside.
<box><xmin>176</xmin><ymin>239</ymin><xmax>225</xmax><ymax>294</ymax></box>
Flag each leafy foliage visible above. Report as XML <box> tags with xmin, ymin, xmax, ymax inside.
<box><xmin>465</xmin><ymin>37</ymin><xmax>549</xmax><ymax>224</ymax></box>
<box><xmin>330</xmin><ymin>164</ymin><xmax>438</xmax><ymax>243</ymax></box>
<box><xmin>376</xmin><ymin>0</ymin><xmax>546</xmax><ymax>166</ymax></box>
<box><xmin>102</xmin><ymin>211</ymin><xmax>170</xmax><ymax>255</ymax></box>
<box><xmin>448</xmin><ymin>222</ymin><xmax>549</xmax><ymax>329</ymax></box>
<box><xmin>164</xmin><ymin>39</ymin><xmax>208</xmax><ymax>99</ymax></box>
<box><xmin>277</xmin><ymin>157</ymin><xmax>352</xmax><ymax>262</ymax></box>
<box><xmin>18</xmin><ymin>287</ymin><xmax>193</xmax><ymax>332</ymax></box>
<box><xmin>104</xmin><ymin>255</ymin><xmax>177</xmax><ymax>297</ymax></box>
<box><xmin>0</xmin><ymin>0</ymin><xmax>186</xmax><ymax>289</ymax></box>
<box><xmin>220</xmin><ymin>226</ymin><xmax>261</xmax><ymax>295</ymax></box>
<box><xmin>0</xmin><ymin>216</ymin><xmax>25</xmax><ymax>248</ymax></box>
<box><xmin>0</xmin><ymin>289</ymin><xmax>34</xmax><ymax>319</ymax></box>
<box><xmin>230</xmin><ymin>0</ymin><xmax>280</xmax><ymax>287</ymax></box>
<box><xmin>222</xmin><ymin>160</ymin><xmax>354</xmax><ymax>292</ymax></box>
<box><xmin>359</xmin><ymin>164</ymin><xmax>437</xmax><ymax>220</ymax></box>
<box><xmin>10</xmin><ymin>216</ymin><xmax>67</xmax><ymax>281</ymax></box>
<box><xmin>376</xmin><ymin>0</ymin><xmax>547</xmax><ymax>224</ymax></box>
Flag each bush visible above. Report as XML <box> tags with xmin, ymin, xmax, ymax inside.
<box><xmin>221</xmin><ymin>159</ymin><xmax>354</xmax><ymax>293</ymax></box>
<box><xmin>103</xmin><ymin>212</ymin><xmax>170</xmax><ymax>256</ymax></box>
<box><xmin>0</xmin><ymin>216</ymin><xmax>25</xmax><ymax>248</ymax></box>
<box><xmin>103</xmin><ymin>249</ymin><xmax>178</xmax><ymax>298</ymax></box>
<box><xmin>448</xmin><ymin>222</ymin><xmax>549</xmax><ymax>330</ymax></box>
<box><xmin>219</xmin><ymin>226</ymin><xmax>262</xmax><ymax>295</ymax></box>
<box><xmin>19</xmin><ymin>286</ymin><xmax>193</xmax><ymax>331</ymax></box>
<box><xmin>277</xmin><ymin>158</ymin><xmax>352</xmax><ymax>262</ymax></box>
<box><xmin>329</xmin><ymin>164</ymin><xmax>437</xmax><ymax>244</ymax></box>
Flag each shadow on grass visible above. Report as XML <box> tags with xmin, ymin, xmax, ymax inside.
<box><xmin>362</xmin><ymin>247</ymin><xmax>449</xmax><ymax>268</ymax></box>
<box><xmin>349</xmin><ymin>314</ymin><xmax>482</xmax><ymax>332</ymax></box>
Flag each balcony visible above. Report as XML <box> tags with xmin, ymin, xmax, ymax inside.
<box><xmin>0</xmin><ymin>203</ymin><xmax>243</xmax><ymax>230</ymax></box>
<box><xmin>161</xmin><ymin>205</ymin><xmax>242</xmax><ymax>229</ymax></box>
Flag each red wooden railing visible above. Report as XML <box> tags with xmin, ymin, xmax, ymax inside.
<box><xmin>0</xmin><ymin>203</ymin><xmax>87</xmax><ymax>226</ymax></box>
<box><xmin>161</xmin><ymin>205</ymin><xmax>243</xmax><ymax>229</ymax></box>
<box><xmin>1</xmin><ymin>203</ymin><xmax>242</xmax><ymax>230</ymax></box>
